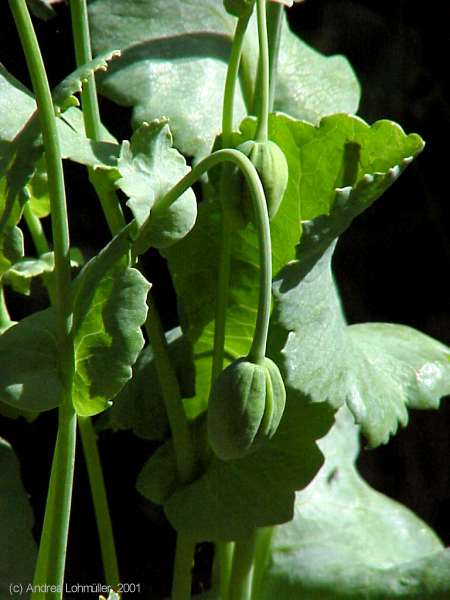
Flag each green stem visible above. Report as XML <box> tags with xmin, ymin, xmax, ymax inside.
<box><xmin>255</xmin><ymin>0</ymin><xmax>270</xmax><ymax>142</ymax></box>
<box><xmin>171</xmin><ymin>534</ymin><xmax>196</xmax><ymax>600</ymax></box>
<box><xmin>227</xmin><ymin>531</ymin><xmax>258</xmax><ymax>600</ymax></box>
<box><xmin>134</xmin><ymin>150</ymin><xmax>271</xmax><ymax>364</ymax></box>
<box><xmin>9</xmin><ymin>1</ymin><xmax>75</xmax><ymax>597</ymax></box>
<box><xmin>78</xmin><ymin>416</ymin><xmax>120</xmax><ymax>587</ymax></box>
<box><xmin>266</xmin><ymin>3</ymin><xmax>284</xmax><ymax>112</ymax></box>
<box><xmin>22</xmin><ymin>201</ymin><xmax>49</xmax><ymax>255</ymax></box>
<box><xmin>145</xmin><ymin>301</ymin><xmax>195</xmax><ymax>484</ymax></box>
<box><xmin>250</xmin><ymin>527</ymin><xmax>274</xmax><ymax>600</ymax></box>
<box><xmin>69</xmin><ymin>0</ymin><xmax>126</xmax><ymax>236</ymax></box>
<box><xmin>222</xmin><ymin>15</ymin><xmax>251</xmax><ymax>145</ymax></box>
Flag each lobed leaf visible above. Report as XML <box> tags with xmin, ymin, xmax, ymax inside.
<box><xmin>258</xmin><ymin>408</ymin><xmax>450</xmax><ymax>599</ymax></box>
<box><xmin>116</xmin><ymin>119</ymin><xmax>197</xmax><ymax>249</ymax></box>
<box><xmin>271</xmin><ymin>245</ymin><xmax>450</xmax><ymax>446</ymax></box>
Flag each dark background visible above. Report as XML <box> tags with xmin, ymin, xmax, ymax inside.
<box><xmin>0</xmin><ymin>0</ymin><xmax>449</xmax><ymax>597</ymax></box>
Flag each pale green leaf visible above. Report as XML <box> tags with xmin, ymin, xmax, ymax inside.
<box><xmin>116</xmin><ymin>119</ymin><xmax>197</xmax><ymax>249</ymax></box>
<box><xmin>88</xmin><ymin>0</ymin><xmax>359</xmax><ymax>157</ymax></box>
<box><xmin>259</xmin><ymin>408</ymin><xmax>450</xmax><ymax>599</ymax></box>
<box><xmin>271</xmin><ymin>245</ymin><xmax>450</xmax><ymax>446</ymax></box>
<box><xmin>0</xmin><ymin>438</ymin><xmax>37</xmax><ymax>595</ymax></box>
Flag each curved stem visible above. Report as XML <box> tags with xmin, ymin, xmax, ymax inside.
<box><xmin>171</xmin><ymin>533</ymin><xmax>196</xmax><ymax>600</ymax></box>
<box><xmin>0</xmin><ymin>286</ymin><xmax>14</xmax><ymax>332</ymax></box>
<box><xmin>134</xmin><ymin>148</ymin><xmax>272</xmax><ymax>362</ymax></box>
<box><xmin>9</xmin><ymin>1</ymin><xmax>75</xmax><ymax>597</ymax></box>
<box><xmin>227</xmin><ymin>531</ymin><xmax>258</xmax><ymax>600</ymax></box>
<box><xmin>255</xmin><ymin>0</ymin><xmax>270</xmax><ymax>143</ymax></box>
<box><xmin>266</xmin><ymin>3</ymin><xmax>284</xmax><ymax>112</ymax></box>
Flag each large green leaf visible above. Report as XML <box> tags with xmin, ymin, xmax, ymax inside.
<box><xmin>0</xmin><ymin>437</ymin><xmax>37</xmax><ymax>595</ymax></box>
<box><xmin>0</xmin><ymin>227</ymin><xmax>150</xmax><ymax>415</ymax></box>
<box><xmin>258</xmin><ymin>407</ymin><xmax>450</xmax><ymax>599</ymax></box>
<box><xmin>164</xmin><ymin>112</ymin><xmax>424</xmax><ymax>419</ymax></box>
<box><xmin>138</xmin><ymin>396</ymin><xmax>334</xmax><ymax>541</ymax></box>
<box><xmin>271</xmin><ymin>245</ymin><xmax>450</xmax><ymax>446</ymax></box>
<box><xmin>88</xmin><ymin>0</ymin><xmax>359</xmax><ymax>157</ymax></box>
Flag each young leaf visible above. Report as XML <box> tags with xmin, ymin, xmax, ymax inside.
<box><xmin>116</xmin><ymin>120</ymin><xmax>197</xmax><ymax>248</ymax></box>
<box><xmin>258</xmin><ymin>408</ymin><xmax>450</xmax><ymax>599</ymax></box>
<box><xmin>271</xmin><ymin>244</ymin><xmax>450</xmax><ymax>446</ymax></box>
<box><xmin>100</xmin><ymin>326</ymin><xmax>194</xmax><ymax>441</ymax></box>
<box><xmin>0</xmin><ymin>437</ymin><xmax>37</xmax><ymax>592</ymax></box>
<box><xmin>138</xmin><ymin>396</ymin><xmax>334</xmax><ymax>541</ymax></box>
<box><xmin>88</xmin><ymin>0</ymin><xmax>359</xmax><ymax>157</ymax></box>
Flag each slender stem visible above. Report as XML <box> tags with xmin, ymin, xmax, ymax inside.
<box><xmin>171</xmin><ymin>534</ymin><xmax>196</xmax><ymax>600</ymax></box>
<box><xmin>145</xmin><ymin>301</ymin><xmax>195</xmax><ymax>484</ymax></box>
<box><xmin>250</xmin><ymin>527</ymin><xmax>274</xmax><ymax>600</ymax></box>
<box><xmin>69</xmin><ymin>0</ymin><xmax>102</xmax><ymax>139</ymax></box>
<box><xmin>255</xmin><ymin>0</ymin><xmax>270</xmax><ymax>142</ymax></box>
<box><xmin>78</xmin><ymin>416</ymin><xmax>120</xmax><ymax>587</ymax></box>
<box><xmin>69</xmin><ymin>0</ymin><xmax>126</xmax><ymax>236</ymax></box>
<box><xmin>266</xmin><ymin>3</ymin><xmax>284</xmax><ymax>112</ymax></box>
<box><xmin>9</xmin><ymin>1</ymin><xmax>76</xmax><ymax>597</ymax></box>
<box><xmin>222</xmin><ymin>15</ymin><xmax>251</xmax><ymax>145</ymax></box>
<box><xmin>227</xmin><ymin>531</ymin><xmax>258</xmax><ymax>600</ymax></box>
<box><xmin>23</xmin><ymin>201</ymin><xmax>49</xmax><ymax>255</ymax></box>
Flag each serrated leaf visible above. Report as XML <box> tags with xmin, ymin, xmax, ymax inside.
<box><xmin>0</xmin><ymin>226</ymin><xmax>150</xmax><ymax>415</ymax></box>
<box><xmin>0</xmin><ymin>438</ymin><xmax>37</xmax><ymax>594</ymax></box>
<box><xmin>101</xmin><ymin>326</ymin><xmax>194</xmax><ymax>441</ymax></box>
<box><xmin>259</xmin><ymin>407</ymin><xmax>450</xmax><ymax>599</ymax></box>
<box><xmin>271</xmin><ymin>244</ymin><xmax>450</xmax><ymax>446</ymax></box>
<box><xmin>116</xmin><ymin>120</ymin><xmax>197</xmax><ymax>249</ymax></box>
<box><xmin>88</xmin><ymin>0</ymin><xmax>359</xmax><ymax>157</ymax></box>
<box><xmin>138</xmin><ymin>397</ymin><xmax>334</xmax><ymax>541</ymax></box>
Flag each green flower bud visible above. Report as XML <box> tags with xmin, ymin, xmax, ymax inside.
<box><xmin>239</xmin><ymin>139</ymin><xmax>289</xmax><ymax>222</ymax></box>
<box><xmin>223</xmin><ymin>0</ymin><xmax>256</xmax><ymax>18</ymax></box>
<box><xmin>207</xmin><ymin>356</ymin><xmax>286</xmax><ymax>460</ymax></box>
